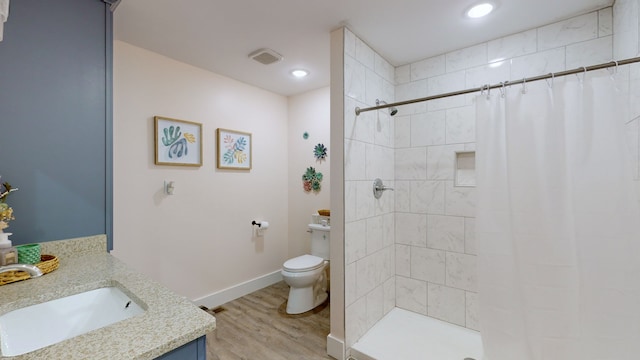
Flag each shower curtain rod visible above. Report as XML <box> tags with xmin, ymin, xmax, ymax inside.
<box><xmin>354</xmin><ymin>56</ymin><xmax>640</xmax><ymax>116</ymax></box>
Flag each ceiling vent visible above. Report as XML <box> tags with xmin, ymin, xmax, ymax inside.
<box><xmin>248</xmin><ymin>48</ymin><xmax>283</xmax><ymax>65</ymax></box>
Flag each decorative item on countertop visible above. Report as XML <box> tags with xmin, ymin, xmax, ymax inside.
<box><xmin>0</xmin><ymin>176</ymin><xmax>18</xmax><ymax>233</ymax></box>
<box><xmin>302</xmin><ymin>167</ymin><xmax>323</xmax><ymax>193</ymax></box>
<box><xmin>16</xmin><ymin>243</ymin><xmax>41</xmax><ymax>265</ymax></box>
<box><xmin>313</xmin><ymin>143</ymin><xmax>327</xmax><ymax>161</ymax></box>
<box><xmin>0</xmin><ymin>254</ymin><xmax>59</xmax><ymax>286</ymax></box>
<box><xmin>0</xmin><ymin>232</ymin><xmax>17</xmax><ymax>266</ymax></box>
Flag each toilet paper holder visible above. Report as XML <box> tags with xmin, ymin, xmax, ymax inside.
<box><xmin>251</xmin><ymin>220</ymin><xmax>269</xmax><ymax>229</ymax></box>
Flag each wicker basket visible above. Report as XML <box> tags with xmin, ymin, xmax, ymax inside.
<box><xmin>317</xmin><ymin>209</ymin><xmax>330</xmax><ymax>216</ymax></box>
<box><xmin>0</xmin><ymin>254</ymin><xmax>59</xmax><ymax>286</ymax></box>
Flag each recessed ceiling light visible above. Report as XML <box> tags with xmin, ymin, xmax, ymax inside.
<box><xmin>291</xmin><ymin>69</ymin><xmax>309</xmax><ymax>78</ymax></box>
<box><xmin>466</xmin><ymin>3</ymin><xmax>494</xmax><ymax>18</ymax></box>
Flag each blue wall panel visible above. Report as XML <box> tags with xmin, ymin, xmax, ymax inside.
<box><xmin>0</xmin><ymin>0</ymin><xmax>111</xmax><ymax>247</ymax></box>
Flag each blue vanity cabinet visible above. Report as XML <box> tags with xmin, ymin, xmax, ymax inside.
<box><xmin>155</xmin><ymin>336</ymin><xmax>206</xmax><ymax>360</ymax></box>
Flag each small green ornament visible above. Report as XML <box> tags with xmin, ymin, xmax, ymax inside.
<box><xmin>303</xmin><ymin>132</ymin><xmax>309</xmax><ymax>140</ymax></box>
<box><xmin>314</xmin><ymin>143</ymin><xmax>327</xmax><ymax>160</ymax></box>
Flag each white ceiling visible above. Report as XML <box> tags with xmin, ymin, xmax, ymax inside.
<box><xmin>114</xmin><ymin>0</ymin><xmax>613</xmax><ymax>97</ymax></box>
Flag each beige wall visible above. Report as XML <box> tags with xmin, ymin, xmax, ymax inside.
<box><xmin>287</xmin><ymin>87</ymin><xmax>331</xmax><ymax>258</ymax></box>
<box><xmin>112</xmin><ymin>41</ymin><xmax>290</xmax><ymax>300</ymax></box>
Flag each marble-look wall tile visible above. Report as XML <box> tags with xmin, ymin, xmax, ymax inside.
<box><xmin>537</xmin><ymin>12</ymin><xmax>598</xmax><ymax>51</ymax></box>
<box><xmin>446</xmin><ymin>43</ymin><xmax>487</xmax><ymax>73</ymax></box>
<box><xmin>395</xmin><ymin>148</ymin><xmax>427</xmax><ymax>180</ymax></box>
<box><xmin>345</xmin><ymin>296</ymin><xmax>368</xmax><ymax>347</ymax></box>
<box><xmin>374</xmin><ymin>113</ymin><xmax>394</xmax><ymax>148</ymax></box>
<box><xmin>374</xmin><ymin>180</ymin><xmax>396</xmax><ymax>216</ymax></box>
<box><xmin>465</xmin><ymin>61</ymin><xmax>511</xmax><ymax>88</ymax></box>
<box><xmin>446</xmin><ymin>252</ymin><xmax>478</xmax><ymax>292</ymax></box>
<box><xmin>446</xmin><ymin>106</ymin><xmax>476</xmax><ymax>144</ymax></box>
<box><xmin>366</xmin><ymin>216</ymin><xmax>384</xmax><ymax>255</ymax></box>
<box><xmin>566</xmin><ymin>36</ymin><xmax>613</xmax><ymax>70</ymax></box>
<box><xmin>344</xmin><ymin>139</ymin><xmax>366</xmax><ymax>181</ymax></box>
<box><xmin>411</xmin><ymin>111</ymin><xmax>446</xmax><ymax>147</ymax></box>
<box><xmin>487</xmin><ymin>29</ymin><xmax>537</xmax><ymax>62</ymax></box>
<box><xmin>345</xmin><ymin>262</ymin><xmax>357</xmax><ymax>306</ymax></box>
<box><xmin>427</xmin><ymin>144</ymin><xmax>465</xmax><ymax>180</ymax></box>
<box><xmin>365</xmin><ymin>68</ymin><xmax>383</xmax><ymax>106</ymax></box>
<box><xmin>427</xmin><ymin>283</ymin><xmax>466</xmax><ymax>326</ymax></box>
<box><xmin>366</xmin><ymin>144</ymin><xmax>394</xmax><ymax>181</ymax></box>
<box><xmin>394</xmin><ymin>115</ymin><xmax>411</xmax><ymax>148</ymax></box>
<box><xmin>381</xmin><ymin>213</ymin><xmax>395</xmax><ymax>248</ymax></box>
<box><xmin>345</xmin><ymin>55</ymin><xmax>366</xmax><ymax>103</ymax></box>
<box><xmin>344</xmin><ymin>28</ymin><xmax>356</xmax><ymax>58</ymax></box>
<box><xmin>466</xmin><ymin>291</ymin><xmax>480</xmax><ymax>331</ymax></box>
<box><xmin>464</xmin><ymin>218</ymin><xmax>477</xmax><ymax>255</ymax></box>
<box><xmin>510</xmin><ymin>47</ymin><xmax>566</xmax><ymax>80</ymax></box>
<box><xmin>427</xmin><ymin>71</ymin><xmax>467</xmax><ymax>111</ymax></box>
<box><xmin>395</xmin><ymin>213</ymin><xmax>428</xmax><ymax>247</ymax></box>
<box><xmin>356</xmin><ymin>180</ymin><xmax>375</xmax><ymax>220</ymax></box>
<box><xmin>375</xmin><ymin>53</ymin><xmax>395</xmax><ymax>84</ymax></box>
<box><xmin>345</xmin><ymin>181</ymin><xmax>357</xmax><ymax>223</ymax></box>
<box><xmin>445</xmin><ymin>181</ymin><xmax>477</xmax><ymax>217</ymax></box>
<box><xmin>427</xmin><ymin>215</ymin><xmax>465</xmax><ymax>253</ymax></box>
<box><xmin>411</xmin><ymin>246</ymin><xmax>446</xmax><ymax>284</ymax></box>
<box><xmin>411</xmin><ymin>55</ymin><xmax>446</xmax><ymax>81</ymax></box>
<box><xmin>345</xmin><ymin>220</ymin><xmax>367</xmax><ymax>264</ymax></box>
<box><xmin>396</xmin><ymin>244</ymin><xmax>411</xmax><ymax>277</ymax></box>
<box><xmin>396</xmin><ymin>276</ymin><xmax>428</xmax><ymax>315</ymax></box>
<box><xmin>383</xmin><ymin>277</ymin><xmax>396</xmax><ymax>314</ymax></box>
<box><xmin>395</xmin><ymin>64</ymin><xmax>411</xmax><ymax>85</ymax></box>
<box><xmin>366</xmin><ymin>285</ymin><xmax>384</xmax><ymax>328</ymax></box>
<box><xmin>613</xmin><ymin>0</ymin><xmax>639</xmax><ymax>58</ymax></box>
<box><xmin>395</xmin><ymin>181</ymin><xmax>411</xmax><ymax>212</ymax></box>
<box><xmin>396</xmin><ymin>80</ymin><xmax>428</xmax><ymax>114</ymax></box>
<box><xmin>345</xmin><ymin>97</ymin><xmax>375</xmax><ymax>143</ymax></box>
<box><xmin>598</xmin><ymin>8</ymin><xmax>613</xmax><ymax>37</ymax></box>
<box><xmin>355</xmin><ymin>37</ymin><xmax>375</xmax><ymax>69</ymax></box>
<box><xmin>411</xmin><ymin>180</ymin><xmax>446</xmax><ymax>214</ymax></box>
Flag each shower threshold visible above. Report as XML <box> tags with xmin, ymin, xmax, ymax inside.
<box><xmin>350</xmin><ymin>308</ymin><xmax>484</xmax><ymax>360</ymax></box>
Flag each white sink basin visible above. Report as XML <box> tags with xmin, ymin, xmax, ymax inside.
<box><xmin>0</xmin><ymin>286</ymin><xmax>145</xmax><ymax>356</ymax></box>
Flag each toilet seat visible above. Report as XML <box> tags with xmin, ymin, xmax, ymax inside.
<box><xmin>283</xmin><ymin>254</ymin><xmax>324</xmax><ymax>273</ymax></box>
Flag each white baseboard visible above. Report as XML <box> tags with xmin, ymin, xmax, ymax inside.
<box><xmin>327</xmin><ymin>333</ymin><xmax>345</xmax><ymax>360</ymax></box>
<box><xmin>193</xmin><ymin>270</ymin><xmax>283</xmax><ymax>309</ymax></box>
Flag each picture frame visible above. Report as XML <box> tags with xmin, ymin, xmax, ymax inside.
<box><xmin>216</xmin><ymin>128</ymin><xmax>252</xmax><ymax>170</ymax></box>
<box><xmin>154</xmin><ymin>116</ymin><xmax>203</xmax><ymax>166</ymax></box>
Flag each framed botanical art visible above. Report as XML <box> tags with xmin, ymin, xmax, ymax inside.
<box><xmin>217</xmin><ymin>128</ymin><xmax>252</xmax><ymax>170</ymax></box>
<box><xmin>154</xmin><ymin>116</ymin><xmax>203</xmax><ymax>166</ymax></box>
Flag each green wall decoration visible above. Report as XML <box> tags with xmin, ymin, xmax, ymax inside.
<box><xmin>314</xmin><ymin>143</ymin><xmax>328</xmax><ymax>160</ymax></box>
<box><xmin>302</xmin><ymin>167</ymin><xmax>323</xmax><ymax>193</ymax></box>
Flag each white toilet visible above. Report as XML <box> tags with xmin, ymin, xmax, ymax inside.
<box><xmin>281</xmin><ymin>218</ymin><xmax>330</xmax><ymax>314</ymax></box>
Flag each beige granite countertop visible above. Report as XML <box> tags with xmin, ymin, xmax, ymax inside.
<box><xmin>0</xmin><ymin>235</ymin><xmax>216</xmax><ymax>359</ymax></box>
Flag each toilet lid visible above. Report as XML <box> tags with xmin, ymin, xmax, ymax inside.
<box><xmin>283</xmin><ymin>254</ymin><xmax>324</xmax><ymax>272</ymax></box>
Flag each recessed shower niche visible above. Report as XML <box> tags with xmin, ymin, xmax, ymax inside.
<box><xmin>454</xmin><ymin>151</ymin><xmax>476</xmax><ymax>187</ymax></box>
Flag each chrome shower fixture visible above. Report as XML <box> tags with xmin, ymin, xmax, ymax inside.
<box><xmin>375</xmin><ymin>99</ymin><xmax>398</xmax><ymax>116</ymax></box>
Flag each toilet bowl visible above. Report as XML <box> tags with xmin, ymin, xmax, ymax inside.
<box><xmin>281</xmin><ymin>254</ymin><xmax>328</xmax><ymax>314</ymax></box>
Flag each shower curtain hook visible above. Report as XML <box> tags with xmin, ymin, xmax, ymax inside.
<box><xmin>608</xmin><ymin>60</ymin><xmax>619</xmax><ymax>76</ymax></box>
<box><xmin>576</xmin><ymin>66</ymin><xmax>587</xmax><ymax>85</ymax></box>
<box><xmin>521</xmin><ymin>78</ymin><xmax>527</xmax><ymax>94</ymax></box>
<box><xmin>499</xmin><ymin>81</ymin><xmax>507</xmax><ymax>98</ymax></box>
<box><xmin>486</xmin><ymin>84</ymin><xmax>491</xmax><ymax>100</ymax></box>
<box><xmin>545</xmin><ymin>73</ymin><xmax>555</xmax><ymax>88</ymax></box>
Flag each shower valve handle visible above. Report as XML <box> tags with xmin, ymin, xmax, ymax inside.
<box><xmin>373</xmin><ymin>178</ymin><xmax>394</xmax><ymax>199</ymax></box>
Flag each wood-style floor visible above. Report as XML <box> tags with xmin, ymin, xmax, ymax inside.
<box><xmin>205</xmin><ymin>281</ymin><xmax>332</xmax><ymax>360</ymax></box>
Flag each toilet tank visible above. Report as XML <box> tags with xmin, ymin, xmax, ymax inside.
<box><xmin>308</xmin><ymin>224</ymin><xmax>330</xmax><ymax>260</ymax></box>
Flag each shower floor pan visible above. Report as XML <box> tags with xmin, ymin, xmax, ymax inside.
<box><xmin>351</xmin><ymin>308</ymin><xmax>483</xmax><ymax>360</ymax></box>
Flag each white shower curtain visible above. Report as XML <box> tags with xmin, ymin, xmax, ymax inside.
<box><xmin>476</xmin><ymin>70</ymin><xmax>640</xmax><ymax>360</ymax></box>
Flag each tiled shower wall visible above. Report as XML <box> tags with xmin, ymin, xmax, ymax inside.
<box><xmin>343</xmin><ymin>2</ymin><xmax>640</xmax><ymax>349</ymax></box>
<box><xmin>393</xmin><ymin>7</ymin><xmax>619</xmax><ymax>332</ymax></box>
<box><xmin>343</xmin><ymin>28</ymin><xmax>396</xmax><ymax>347</ymax></box>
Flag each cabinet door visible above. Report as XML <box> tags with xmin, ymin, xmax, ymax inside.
<box><xmin>155</xmin><ymin>336</ymin><xmax>206</xmax><ymax>360</ymax></box>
